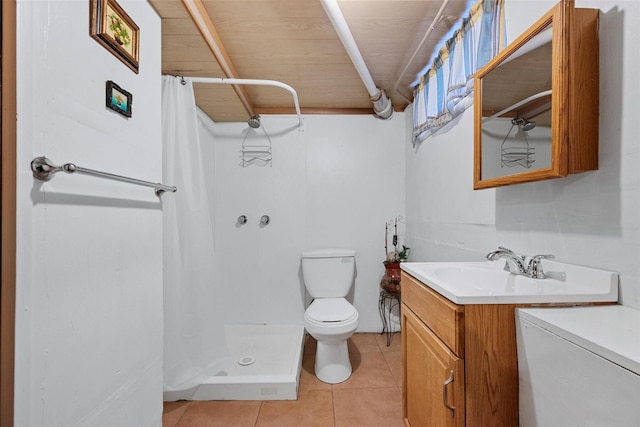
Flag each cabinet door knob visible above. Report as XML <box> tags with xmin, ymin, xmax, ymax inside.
<box><xmin>442</xmin><ymin>369</ymin><xmax>455</xmax><ymax>418</ymax></box>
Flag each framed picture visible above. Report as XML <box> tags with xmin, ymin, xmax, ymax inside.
<box><xmin>90</xmin><ymin>0</ymin><xmax>140</xmax><ymax>73</ymax></box>
<box><xmin>106</xmin><ymin>80</ymin><xmax>132</xmax><ymax>118</ymax></box>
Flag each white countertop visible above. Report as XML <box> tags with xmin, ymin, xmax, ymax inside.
<box><xmin>400</xmin><ymin>260</ymin><xmax>618</xmax><ymax>305</ymax></box>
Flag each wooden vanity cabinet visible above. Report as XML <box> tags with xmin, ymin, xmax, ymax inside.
<box><xmin>403</xmin><ymin>306</ymin><xmax>465</xmax><ymax>427</ymax></box>
<box><xmin>401</xmin><ymin>271</ymin><xmax>520</xmax><ymax>427</ymax></box>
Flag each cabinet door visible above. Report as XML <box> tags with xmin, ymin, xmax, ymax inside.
<box><xmin>403</xmin><ymin>306</ymin><xmax>465</xmax><ymax>427</ymax></box>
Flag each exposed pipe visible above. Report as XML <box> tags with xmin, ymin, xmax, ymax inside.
<box><xmin>187</xmin><ymin>77</ymin><xmax>304</xmax><ymax>128</ymax></box>
<box><xmin>320</xmin><ymin>0</ymin><xmax>393</xmax><ymax>120</ymax></box>
<box><xmin>392</xmin><ymin>0</ymin><xmax>452</xmax><ymax>104</ymax></box>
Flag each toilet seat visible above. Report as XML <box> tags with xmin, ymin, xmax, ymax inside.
<box><xmin>304</xmin><ymin>298</ymin><xmax>359</xmax><ymax>338</ymax></box>
<box><xmin>305</xmin><ymin>298</ymin><xmax>357</xmax><ymax>323</ymax></box>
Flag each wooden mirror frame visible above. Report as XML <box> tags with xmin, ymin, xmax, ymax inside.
<box><xmin>473</xmin><ymin>0</ymin><xmax>598</xmax><ymax>190</ymax></box>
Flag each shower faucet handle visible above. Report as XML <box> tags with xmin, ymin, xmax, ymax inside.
<box><xmin>260</xmin><ymin>215</ymin><xmax>270</xmax><ymax>225</ymax></box>
<box><xmin>238</xmin><ymin>215</ymin><xmax>247</xmax><ymax>225</ymax></box>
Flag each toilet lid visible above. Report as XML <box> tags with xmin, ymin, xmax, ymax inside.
<box><xmin>307</xmin><ymin>298</ymin><xmax>357</xmax><ymax>322</ymax></box>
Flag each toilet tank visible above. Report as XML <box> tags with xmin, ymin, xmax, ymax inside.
<box><xmin>302</xmin><ymin>249</ymin><xmax>356</xmax><ymax>298</ymax></box>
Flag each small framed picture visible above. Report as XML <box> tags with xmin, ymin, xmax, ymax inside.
<box><xmin>90</xmin><ymin>0</ymin><xmax>140</xmax><ymax>73</ymax></box>
<box><xmin>106</xmin><ymin>80</ymin><xmax>132</xmax><ymax>118</ymax></box>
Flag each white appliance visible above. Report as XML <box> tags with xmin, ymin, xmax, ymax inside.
<box><xmin>516</xmin><ymin>306</ymin><xmax>640</xmax><ymax>427</ymax></box>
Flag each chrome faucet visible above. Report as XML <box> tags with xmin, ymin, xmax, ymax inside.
<box><xmin>486</xmin><ymin>247</ymin><xmax>554</xmax><ymax>278</ymax></box>
<box><xmin>486</xmin><ymin>246</ymin><xmax>528</xmax><ymax>275</ymax></box>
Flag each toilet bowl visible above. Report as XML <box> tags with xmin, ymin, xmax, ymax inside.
<box><xmin>301</xmin><ymin>249</ymin><xmax>359</xmax><ymax>384</ymax></box>
<box><xmin>304</xmin><ymin>298</ymin><xmax>359</xmax><ymax>383</ymax></box>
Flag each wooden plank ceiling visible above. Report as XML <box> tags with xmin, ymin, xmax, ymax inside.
<box><xmin>482</xmin><ymin>41</ymin><xmax>553</xmax><ymax>127</ymax></box>
<box><xmin>148</xmin><ymin>0</ymin><xmax>470</xmax><ymax>123</ymax></box>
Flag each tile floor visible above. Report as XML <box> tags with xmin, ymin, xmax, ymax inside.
<box><xmin>163</xmin><ymin>332</ymin><xmax>403</xmax><ymax>427</ymax></box>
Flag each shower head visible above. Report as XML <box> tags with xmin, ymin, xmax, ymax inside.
<box><xmin>248</xmin><ymin>115</ymin><xmax>261</xmax><ymax>129</ymax></box>
<box><xmin>512</xmin><ymin>117</ymin><xmax>536</xmax><ymax>132</ymax></box>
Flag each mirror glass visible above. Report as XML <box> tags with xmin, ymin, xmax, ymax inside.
<box><xmin>479</xmin><ymin>24</ymin><xmax>553</xmax><ymax>181</ymax></box>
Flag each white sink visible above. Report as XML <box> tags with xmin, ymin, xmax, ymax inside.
<box><xmin>400</xmin><ymin>260</ymin><xmax>618</xmax><ymax>304</ymax></box>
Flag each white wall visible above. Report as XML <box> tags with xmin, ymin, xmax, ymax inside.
<box><xmin>208</xmin><ymin>116</ymin><xmax>308</xmax><ymax>325</ymax></box>
<box><xmin>203</xmin><ymin>114</ymin><xmax>406</xmax><ymax>331</ymax></box>
<box><xmin>405</xmin><ymin>0</ymin><xmax>640</xmax><ymax>310</ymax></box>
<box><xmin>306</xmin><ymin>115</ymin><xmax>406</xmax><ymax>330</ymax></box>
<box><xmin>15</xmin><ymin>1</ymin><xmax>164</xmax><ymax>425</ymax></box>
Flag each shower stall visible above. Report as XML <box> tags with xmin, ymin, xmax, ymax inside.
<box><xmin>163</xmin><ymin>324</ymin><xmax>305</xmax><ymax>401</ymax></box>
<box><xmin>162</xmin><ymin>76</ymin><xmax>307</xmax><ymax>401</ymax></box>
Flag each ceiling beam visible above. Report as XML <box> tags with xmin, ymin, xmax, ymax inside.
<box><xmin>181</xmin><ymin>0</ymin><xmax>256</xmax><ymax>118</ymax></box>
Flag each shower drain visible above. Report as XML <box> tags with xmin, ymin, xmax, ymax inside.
<box><xmin>238</xmin><ymin>356</ymin><xmax>256</xmax><ymax>366</ymax></box>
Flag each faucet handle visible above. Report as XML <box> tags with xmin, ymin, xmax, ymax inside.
<box><xmin>527</xmin><ymin>254</ymin><xmax>555</xmax><ymax>279</ymax></box>
<box><xmin>530</xmin><ymin>254</ymin><xmax>555</xmax><ymax>262</ymax></box>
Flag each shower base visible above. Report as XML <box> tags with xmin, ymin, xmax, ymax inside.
<box><xmin>164</xmin><ymin>324</ymin><xmax>305</xmax><ymax>401</ymax></box>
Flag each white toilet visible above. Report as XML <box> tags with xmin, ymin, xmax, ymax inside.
<box><xmin>302</xmin><ymin>248</ymin><xmax>359</xmax><ymax>384</ymax></box>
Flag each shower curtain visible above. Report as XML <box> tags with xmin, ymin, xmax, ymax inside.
<box><xmin>161</xmin><ymin>76</ymin><xmax>228</xmax><ymax>391</ymax></box>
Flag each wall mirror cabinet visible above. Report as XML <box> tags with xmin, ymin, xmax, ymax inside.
<box><xmin>473</xmin><ymin>0</ymin><xmax>599</xmax><ymax>190</ymax></box>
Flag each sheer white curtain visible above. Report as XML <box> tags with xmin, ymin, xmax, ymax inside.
<box><xmin>161</xmin><ymin>76</ymin><xmax>228</xmax><ymax>391</ymax></box>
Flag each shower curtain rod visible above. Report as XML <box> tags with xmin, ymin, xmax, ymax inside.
<box><xmin>30</xmin><ymin>156</ymin><xmax>177</xmax><ymax>197</ymax></box>
<box><xmin>185</xmin><ymin>76</ymin><xmax>304</xmax><ymax>128</ymax></box>
<box><xmin>483</xmin><ymin>90</ymin><xmax>553</xmax><ymax>122</ymax></box>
